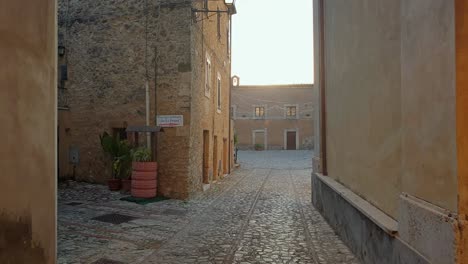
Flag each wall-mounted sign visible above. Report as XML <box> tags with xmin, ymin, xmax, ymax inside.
<box><xmin>157</xmin><ymin>115</ymin><xmax>184</xmax><ymax>127</ymax></box>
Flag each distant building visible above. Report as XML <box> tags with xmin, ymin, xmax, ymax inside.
<box><xmin>232</xmin><ymin>81</ymin><xmax>314</xmax><ymax>150</ymax></box>
<box><xmin>57</xmin><ymin>0</ymin><xmax>237</xmax><ymax>199</ymax></box>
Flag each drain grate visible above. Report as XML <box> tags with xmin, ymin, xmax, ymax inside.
<box><xmin>66</xmin><ymin>202</ymin><xmax>83</xmax><ymax>206</ymax></box>
<box><xmin>162</xmin><ymin>209</ymin><xmax>187</xmax><ymax>216</ymax></box>
<box><xmin>91</xmin><ymin>258</ymin><xmax>125</xmax><ymax>264</ymax></box>
<box><xmin>91</xmin><ymin>213</ymin><xmax>137</xmax><ymax>224</ymax></box>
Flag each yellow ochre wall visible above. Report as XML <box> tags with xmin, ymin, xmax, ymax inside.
<box><xmin>0</xmin><ymin>0</ymin><xmax>57</xmax><ymax>263</ymax></box>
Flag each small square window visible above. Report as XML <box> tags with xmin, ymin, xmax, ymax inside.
<box><xmin>255</xmin><ymin>107</ymin><xmax>265</xmax><ymax>118</ymax></box>
<box><xmin>286</xmin><ymin>106</ymin><xmax>297</xmax><ymax>118</ymax></box>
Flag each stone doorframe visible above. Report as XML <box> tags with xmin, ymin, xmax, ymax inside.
<box><xmin>252</xmin><ymin>129</ymin><xmax>268</xmax><ymax>150</ymax></box>
<box><xmin>283</xmin><ymin>129</ymin><xmax>299</xmax><ymax>150</ymax></box>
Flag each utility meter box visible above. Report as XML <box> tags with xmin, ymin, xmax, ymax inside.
<box><xmin>69</xmin><ymin>147</ymin><xmax>80</xmax><ymax>164</ymax></box>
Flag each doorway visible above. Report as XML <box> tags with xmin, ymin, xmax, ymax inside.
<box><xmin>285</xmin><ymin>130</ymin><xmax>298</xmax><ymax>150</ymax></box>
<box><xmin>252</xmin><ymin>129</ymin><xmax>267</xmax><ymax>150</ymax></box>
<box><xmin>223</xmin><ymin>138</ymin><xmax>228</xmax><ymax>175</ymax></box>
<box><xmin>203</xmin><ymin>130</ymin><xmax>210</xmax><ymax>184</ymax></box>
<box><xmin>213</xmin><ymin>135</ymin><xmax>218</xmax><ymax>180</ymax></box>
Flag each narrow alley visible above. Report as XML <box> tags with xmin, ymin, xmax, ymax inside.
<box><xmin>58</xmin><ymin>151</ymin><xmax>359</xmax><ymax>264</ymax></box>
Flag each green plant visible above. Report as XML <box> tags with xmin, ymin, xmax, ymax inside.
<box><xmin>99</xmin><ymin>132</ymin><xmax>132</xmax><ymax>179</ymax></box>
<box><xmin>132</xmin><ymin>147</ymin><xmax>152</xmax><ymax>162</ymax></box>
<box><xmin>234</xmin><ymin>133</ymin><xmax>238</xmax><ymax>146</ymax></box>
<box><xmin>254</xmin><ymin>143</ymin><xmax>264</xmax><ymax>150</ymax></box>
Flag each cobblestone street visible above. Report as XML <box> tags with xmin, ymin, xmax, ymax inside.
<box><xmin>58</xmin><ymin>151</ymin><xmax>359</xmax><ymax>264</ymax></box>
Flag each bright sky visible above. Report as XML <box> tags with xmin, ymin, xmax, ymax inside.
<box><xmin>231</xmin><ymin>0</ymin><xmax>314</xmax><ymax>85</ymax></box>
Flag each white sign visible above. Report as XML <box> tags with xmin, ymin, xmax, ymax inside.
<box><xmin>157</xmin><ymin>115</ymin><xmax>184</xmax><ymax>127</ymax></box>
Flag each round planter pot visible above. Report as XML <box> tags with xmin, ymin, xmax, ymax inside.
<box><xmin>131</xmin><ymin>162</ymin><xmax>157</xmax><ymax>198</ymax></box>
<box><xmin>108</xmin><ymin>179</ymin><xmax>122</xmax><ymax>191</ymax></box>
<box><xmin>121</xmin><ymin>179</ymin><xmax>131</xmax><ymax>192</ymax></box>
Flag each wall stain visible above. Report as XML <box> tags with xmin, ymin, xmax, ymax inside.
<box><xmin>0</xmin><ymin>213</ymin><xmax>47</xmax><ymax>264</ymax></box>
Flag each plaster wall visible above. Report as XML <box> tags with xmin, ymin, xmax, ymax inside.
<box><xmin>0</xmin><ymin>0</ymin><xmax>56</xmax><ymax>262</ymax></box>
<box><xmin>455</xmin><ymin>0</ymin><xmax>468</xmax><ymax>261</ymax></box>
<box><xmin>235</xmin><ymin>119</ymin><xmax>313</xmax><ymax>150</ymax></box>
<box><xmin>233</xmin><ymin>85</ymin><xmax>314</xmax><ymax>150</ymax></box>
<box><xmin>312</xmin><ymin>0</ymin><xmax>322</xmax><ymax>172</ymax></box>
<box><xmin>400</xmin><ymin>0</ymin><xmax>457</xmax><ymax>213</ymax></box>
<box><xmin>323</xmin><ymin>0</ymin><xmax>402</xmax><ymax>218</ymax></box>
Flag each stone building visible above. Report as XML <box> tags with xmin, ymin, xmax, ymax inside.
<box><xmin>57</xmin><ymin>0</ymin><xmax>236</xmax><ymax>199</ymax></box>
<box><xmin>232</xmin><ymin>81</ymin><xmax>314</xmax><ymax>150</ymax></box>
<box><xmin>312</xmin><ymin>0</ymin><xmax>468</xmax><ymax>263</ymax></box>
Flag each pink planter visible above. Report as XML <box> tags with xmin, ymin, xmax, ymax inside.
<box><xmin>131</xmin><ymin>162</ymin><xmax>157</xmax><ymax>198</ymax></box>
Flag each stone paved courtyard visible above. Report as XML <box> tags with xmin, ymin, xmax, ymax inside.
<box><xmin>58</xmin><ymin>151</ymin><xmax>359</xmax><ymax>264</ymax></box>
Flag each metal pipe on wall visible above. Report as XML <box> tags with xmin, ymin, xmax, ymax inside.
<box><xmin>146</xmin><ymin>80</ymin><xmax>151</xmax><ymax>149</ymax></box>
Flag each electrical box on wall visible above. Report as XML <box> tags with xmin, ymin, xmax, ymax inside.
<box><xmin>60</xmin><ymin>65</ymin><xmax>68</xmax><ymax>81</ymax></box>
<box><xmin>69</xmin><ymin>147</ymin><xmax>79</xmax><ymax>164</ymax></box>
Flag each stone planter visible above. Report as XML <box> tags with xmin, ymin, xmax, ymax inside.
<box><xmin>131</xmin><ymin>162</ymin><xmax>157</xmax><ymax>198</ymax></box>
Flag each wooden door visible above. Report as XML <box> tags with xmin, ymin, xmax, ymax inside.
<box><xmin>287</xmin><ymin>131</ymin><xmax>297</xmax><ymax>150</ymax></box>
<box><xmin>223</xmin><ymin>138</ymin><xmax>228</xmax><ymax>174</ymax></box>
<box><xmin>213</xmin><ymin>136</ymin><xmax>218</xmax><ymax>180</ymax></box>
<box><xmin>203</xmin><ymin>130</ymin><xmax>209</xmax><ymax>184</ymax></box>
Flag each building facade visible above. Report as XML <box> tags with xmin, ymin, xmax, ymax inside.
<box><xmin>57</xmin><ymin>0</ymin><xmax>236</xmax><ymax>199</ymax></box>
<box><xmin>312</xmin><ymin>0</ymin><xmax>468</xmax><ymax>263</ymax></box>
<box><xmin>232</xmin><ymin>82</ymin><xmax>314</xmax><ymax>150</ymax></box>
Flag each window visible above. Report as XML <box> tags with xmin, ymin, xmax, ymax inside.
<box><xmin>217</xmin><ymin>8</ymin><xmax>221</xmax><ymax>40</ymax></box>
<box><xmin>255</xmin><ymin>106</ymin><xmax>265</xmax><ymax>118</ymax></box>
<box><xmin>286</xmin><ymin>106</ymin><xmax>297</xmax><ymax>118</ymax></box>
<box><xmin>205</xmin><ymin>55</ymin><xmax>211</xmax><ymax>97</ymax></box>
<box><xmin>227</xmin><ymin>21</ymin><xmax>231</xmax><ymax>57</ymax></box>
<box><xmin>112</xmin><ymin>128</ymin><xmax>127</xmax><ymax>140</ymax></box>
<box><xmin>203</xmin><ymin>0</ymin><xmax>208</xmax><ymax>9</ymax></box>
<box><xmin>217</xmin><ymin>74</ymin><xmax>221</xmax><ymax>111</ymax></box>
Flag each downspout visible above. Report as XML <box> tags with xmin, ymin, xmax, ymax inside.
<box><xmin>146</xmin><ymin>81</ymin><xmax>151</xmax><ymax>149</ymax></box>
<box><xmin>228</xmin><ymin>13</ymin><xmax>233</xmax><ymax>173</ymax></box>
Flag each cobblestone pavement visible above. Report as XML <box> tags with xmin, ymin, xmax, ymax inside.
<box><xmin>58</xmin><ymin>151</ymin><xmax>359</xmax><ymax>264</ymax></box>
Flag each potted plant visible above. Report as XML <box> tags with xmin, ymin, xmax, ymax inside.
<box><xmin>118</xmin><ymin>154</ymin><xmax>132</xmax><ymax>193</ymax></box>
<box><xmin>121</xmin><ymin>172</ymin><xmax>132</xmax><ymax>193</ymax></box>
<box><xmin>254</xmin><ymin>143</ymin><xmax>264</xmax><ymax>151</ymax></box>
<box><xmin>99</xmin><ymin>132</ymin><xmax>132</xmax><ymax>191</ymax></box>
<box><xmin>131</xmin><ymin>147</ymin><xmax>157</xmax><ymax>198</ymax></box>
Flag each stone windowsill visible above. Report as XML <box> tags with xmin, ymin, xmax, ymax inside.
<box><xmin>315</xmin><ymin>173</ymin><xmax>398</xmax><ymax>236</ymax></box>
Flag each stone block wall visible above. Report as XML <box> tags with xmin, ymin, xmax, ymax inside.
<box><xmin>188</xmin><ymin>0</ymin><xmax>233</xmax><ymax>195</ymax></box>
<box><xmin>58</xmin><ymin>0</ymin><xmax>233</xmax><ymax>199</ymax></box>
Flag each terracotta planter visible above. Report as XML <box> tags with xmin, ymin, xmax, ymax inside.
<box><xmin>108</xmin><ymin>179</ymin><xmax>121</xmax><ymax>191</ymax></box>
<box><xmin>121</xmin><ymin>179</ymin><xmax>131</xmax><ymax>192</ymax></box>
<box><xmin>131</xmin><ymin>162</ymin><xmax>157</xmax><ymax>198</ymax></box>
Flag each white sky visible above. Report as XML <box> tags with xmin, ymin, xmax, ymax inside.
<box><xmin>231</xmin><ymin>0</ymin><xmax>314</xmax><ymax>85</ymax></box>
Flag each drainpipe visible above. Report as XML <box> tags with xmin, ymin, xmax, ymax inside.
<box><xmin>146</xmin><ymin>80</ymin><xmax>151</xmax><ymax>149</ymax></box>
<box><xmin>228</xmin><ymin>13</ymin><xmax>233</xmax><ymax>173</ymax></box>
